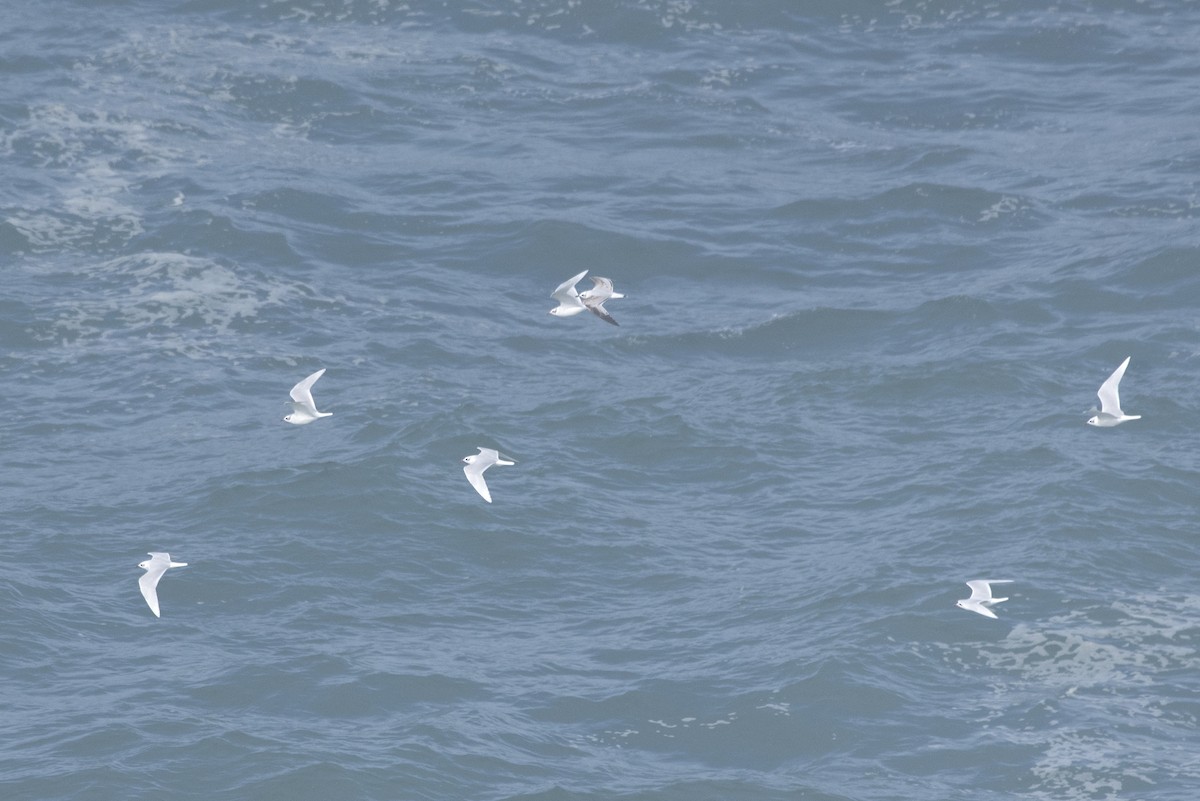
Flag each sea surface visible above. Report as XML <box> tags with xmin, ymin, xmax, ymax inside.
<box><xmin>2</xmin><ymin>1</ymin><xmax>1199</xmax><ymax>799</ymax></box>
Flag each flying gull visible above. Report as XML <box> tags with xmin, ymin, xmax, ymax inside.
<box><xmin>549</xmin><ymin>270</ymin><xmax>590</xmax><ymax>319</ymax></box>
<box><xmin>284</xmin><ymin>368</ymin><xmax>332</xmax><ymax>425</ymax></box>
<box><xmin>578</xmin><ymin>275</ymin><xmax>624</xmax><ymax>326</ymax></box>
<box><xmin>1086</xmin><ymin>356</ymin><xmax>1140</xmax><ymax>427</ymax></box>
<box><xmin>956</xmin><ymin>579</ymin><xmax>1013</xmax><ymax>619</ymax></box>
<box><xmin>462</xmin><ymin>447</ymin><xmax>516</xmax><ymax>503</ymax></box>
<box><xmin>138</xmin><ymin>552</ymin><xmax>188</xmax><ymax>618</ymax></box>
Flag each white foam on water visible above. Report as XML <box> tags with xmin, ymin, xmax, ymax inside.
<box><xmin>2</xmin><ymin>104</ymin><xmax>164</xmax><ymax>252</ymax></box>
<box><xmin>933</xmin><ymin>592</ymin><xmax>1200</xmax><ymax>799</ymax></box>
<box><xmin>40</xmin><ymin>252</ymin><xmax>305</xmax><ymax>357</ymax></box>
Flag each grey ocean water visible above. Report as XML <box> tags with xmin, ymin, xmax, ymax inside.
<box><xmin>2</xmin><ymin>1</ymin><xmax>1199</xmax><ymax>799</ymax></box>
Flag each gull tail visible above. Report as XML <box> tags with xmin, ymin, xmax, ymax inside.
<box><xmin>990</xmin><ymin>596</ymin><xmax>1009</xmax><ymax>604</ymax></box>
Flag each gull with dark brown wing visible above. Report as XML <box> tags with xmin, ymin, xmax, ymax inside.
<box><xmin>579</xmin><ymin>275</ymin><xmax>625</xmax><ymax>326</ymax></box>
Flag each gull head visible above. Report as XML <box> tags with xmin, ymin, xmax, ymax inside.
<box><xmin>548</xmin><ymin>304</ymin><xmax>586</xmax><ymax>318</ymax></box>
<box><xmin>283</xmin><ymin>408</ymin><xmax>323</xmax><ymax>425</ymax></box>
<box><xmin>955</xmin><ymin>598</ymin><xmax>996</xmax><ymax>618</ymax></box>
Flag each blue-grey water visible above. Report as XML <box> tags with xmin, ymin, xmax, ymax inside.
<box><xmin>3</xmin><ymin>1</ymin><xmax>1199</xmax><ymax>799</ymax></box>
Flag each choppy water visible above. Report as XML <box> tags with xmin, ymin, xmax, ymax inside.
<box><xmin>3</xmin><ymin>1</ymin><xmax>1199</xmax><ymax>799</ymax></box>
